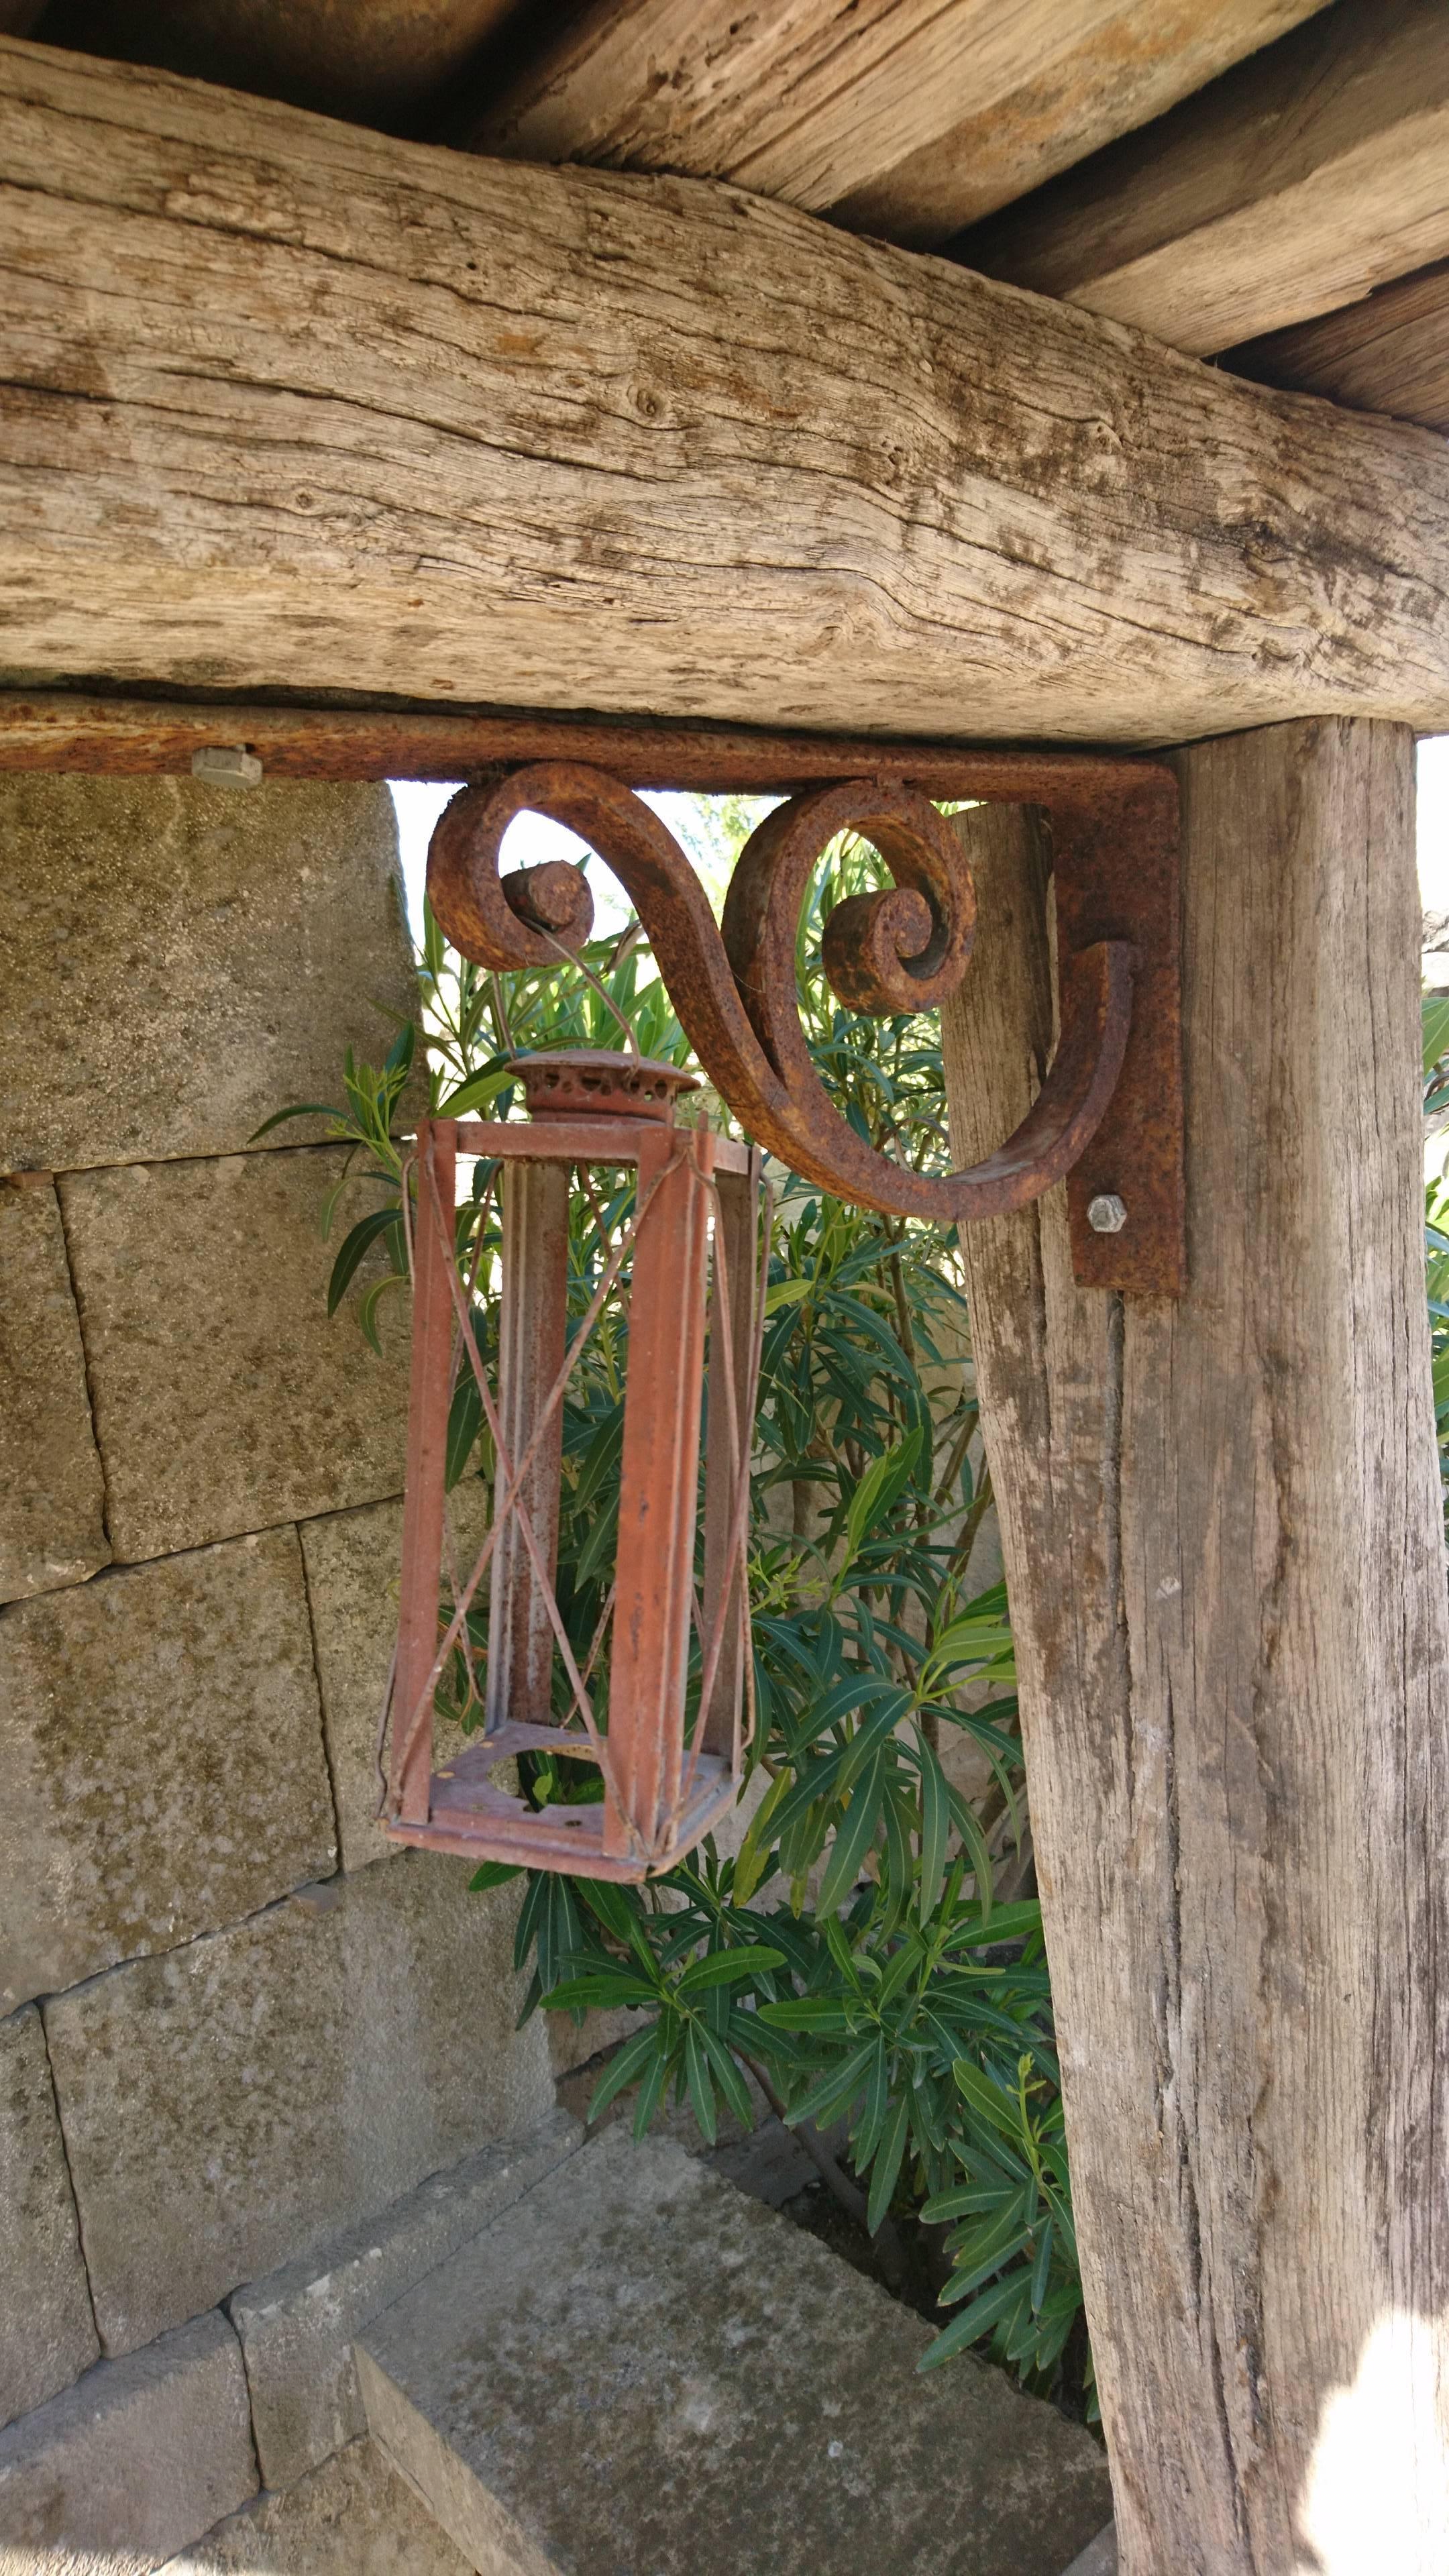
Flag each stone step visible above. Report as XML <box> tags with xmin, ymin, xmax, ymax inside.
<box><xmin>356</xmin><ymin>2124</ymin><xmax>1112</xmax><ymax>2576</ymax></box>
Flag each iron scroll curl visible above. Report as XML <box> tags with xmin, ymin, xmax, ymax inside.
<box><xmin>425</xmin><ymin>760</ymin><xmax>1134</xmax><ymax>1222</ymax></box>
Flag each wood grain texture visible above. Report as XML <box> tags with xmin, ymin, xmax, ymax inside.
<box><xmin>464</xmin><ymin>0</ymin><xmax>1328</xmax><ymax>246</ymax></box>
<box><xmin>962</xmin><ymin>0</ymin><xmax>1449</xmax><ymax>356</ymax></box>
<box><xmin>942</xmin><ymin>724</ymin><xmax>1449</xmax><ymax>2570</ymax></box>
<box><xmin>1229</xmin><ymin>257</ymin><xmax>1449</xmax><ymax>436</ymax></box>
<box><xmin>5</xmin><ymin>42</ymin><xmax>1449</xmax><ymax>747</ymax></box>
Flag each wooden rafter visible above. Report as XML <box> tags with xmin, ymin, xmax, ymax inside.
<box><xmin>3</xmin><ymin>39</ymin><xmax>1449</xmax><ymax>749</ymax></box>
<box><xmin>464</xmin><ymin>0</ymin><xmax>1332</xmax><ymax>246</ymax></box>
<box><xmin>959</xmin><ymin>0</ymin><xmax>1449</xmax><ymax>358</ymax></box>
<box><xmin>1229</xmin><ymin>258</ymin><xmax>1449</xmax><ymax>436</ymax></box>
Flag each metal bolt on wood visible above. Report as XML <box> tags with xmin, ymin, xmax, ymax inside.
<box><xmin>190</xmin><ymin>744</ymin><xmax>262</xmax><ymax>786</ymax></box>
<box><xmin>1087</xmin><ymin>1193</ymin><xmax>1128</xmax><ymax>1233</ymax></box>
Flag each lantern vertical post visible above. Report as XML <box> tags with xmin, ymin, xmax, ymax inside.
<box><xmin>392</xmin><ymin>1120</ymin><xmax>457</xmax><ymax>1825</ymax></box>
<box><xmin>603</xmin><ymin>1125</ymin><xmax>714</xmax><ymax>1860</ymax></box>
<box><xmin>486</xmin><ymin>1161</ymin><xmax>571</xmax><ymax>1731</ymax></box>
<box><xmin>701</xmin><ymin>1150</ymin><xmax>761</xmax><ymax>1760</ymax></box>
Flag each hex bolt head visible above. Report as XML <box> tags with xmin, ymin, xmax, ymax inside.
<box><xmin>191</xmin><ymin>744</ymin><xmax>262</xmax><ymax>787</ymax></box>
<box><xmin>1087</xmin><ymin>1192</ymin><xmax>1128</xmax><ymax>1235</ymax></box>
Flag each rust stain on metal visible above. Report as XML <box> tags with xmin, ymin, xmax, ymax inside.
<box><xmin>0</xmin><ymin>690</ymin><xmax>1170</xmax><ymax>802</ymax></box>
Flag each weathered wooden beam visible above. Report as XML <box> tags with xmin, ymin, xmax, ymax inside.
<box><xmin>961</xmin><ymin>0</ymin><xmax>1449</xmax><ymax>356</ymax></box>
<box><xmin>5</xmin><ymin>40</ymin><xmax>1449</xmax><ymax>747</ymax></box>
<box><xmin>943</xmin><ymin>723</ymin><xmax>1449</xmax><ymax>2571</ymax></box>
<box><xmin>464</xmin><ymin>0</ymin><xmax>1330</xmax><ymax>248</ymax></box>
<box><xmin>1229</xmin><ymin>257</ymin><xmax>1449</xmax><ymax>436</ymax></box>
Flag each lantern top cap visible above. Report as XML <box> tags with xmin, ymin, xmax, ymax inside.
<box><xmin>513</xmin><ymin>1049</ymin><xmax>702</xmax><ymax>1125</ymax></box>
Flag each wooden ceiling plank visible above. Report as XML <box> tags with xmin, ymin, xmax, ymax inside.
<box><xmin>828</xmin><ymin>1</ymin><xmax>1332</xmax><ymax>247</ymax></box>
<box><xmin>957</xmin><ymin>0</ymin><xmax>1449</xmax><ymax>357</ymax></box>
<box><xmin>5</xmin><ymin>38</ymin><xmax>1449</xmax><ymax>749</ymax></box>
<box><xmin>1227</xmin><ymin>260</ymin><xmax>1449</xmax><ymax>435</ymax></box>
<box><xmin>464</xmin><ymin>0</ymin><xmax>1332</xmax><ymax>246</ymax></box>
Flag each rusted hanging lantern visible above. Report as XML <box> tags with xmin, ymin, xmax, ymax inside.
<box><xmin>384</xmin><ymin>1049</ymin><xmax>763</xmax><ymax>1882</ymax></box>
<box><xmin>382</xmin><ymin>749</ymin><xmax>1187</xmax><ymax>1880</ymax></box>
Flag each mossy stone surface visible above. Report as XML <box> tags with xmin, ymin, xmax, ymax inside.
<box><xmin>0</xmin><ymin>2003</ymin><xmax>98</xmax><ymax>2431</ymax></box>
<box><xmin>0</xmin><ymin>774</ymin><xmax>417</xmax><ymax>1175</ymax></box>
<box><xmin>164</xmin><ymin>2437</ymin><xmax>475</xmax><ymax>2575</ymax></box>
<box><xmin>60</xmin><ymin>1145</ymin><xmax>412</xmax><ymax>1561</ymax></box>
<box><xmin>359</xmin><ymin>2127</ymin><xmax>1113</xmax><ymax>2576</ymax></box>
<box><xmin>44</xmin><ymin>1854</ymin><xmax>553</xmax><ymax>2357</ymax></box>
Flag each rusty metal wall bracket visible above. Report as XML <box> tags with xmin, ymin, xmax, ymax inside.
<box><xmin>428</xmin><ymin>759</ymin><xmax>1185</xmax><ymax>1297</ymax></box>
<box><xmin>0</xmin><ymin>692</ymin><xmax>1183</xmax><ymax>1291</ymax></box>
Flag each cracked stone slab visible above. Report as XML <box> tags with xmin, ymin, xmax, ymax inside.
<box><xmin>230</xmin><ymin>2108</ymin><xmax>581</xmax><ymax>2489</ymax></box>
<box><xmin>0</xmin><ymin>2310</ymin><xmax>256</xmax><ymax>2573</ymax></box>
<box><xmin>60</xmin><ymin>1145</ymin><xmax>413</xmax><ymax>1561</ymax></box>
<box><xmin>44</xmin><ymin>1854</ymin><xmax>553</xmax><ymax>2357</ymax></box>
<box><xmin>0</xmin><ymin>1528</ymin><xmax>336</xmax><ymax>2010</ymax></box>
<box><xmin>0</xmin><ymin>1177</ymin><xmax>108</xmax><ymax>1605</ymax></box>
<box><xmin>0</xmin><ymin>2004</ymin><xmax>97</xmax><ymax>2431</ymax></box>
<box><xmin>357</xmin><ymin>2125</ymin><xmax>1113</xmax><ymax>2576</ymax></box>
<box><xmin>162</xmin><ymin>2438</ymin><xmax>475</xmax><ymax>2574</ymax></box>
<box><xmin>0</xmin><ymin>773</ymin><xmax>417</xmax><ymax>1174</ymax></box>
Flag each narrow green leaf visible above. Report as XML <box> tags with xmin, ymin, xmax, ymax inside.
<box><xmin>676</xmin><ymin>1948</ymin><xmax>784</xmax><ymax>1999</ymax></box>
<box><xmin>918</xmin><ymin>1735</ymin><xmax>949</xmax><ymax>1919</ymax></box>
<box><xmin>917</xmin><ymin>2273</ymin><xmax>1024</xmax><ymax>2369</ymax></box>
<box><xmin>248</xmin><ymin>1102</ymin><xmax>341</xmax><ymax>1142</ymax></box>
<box><xmin>586</xmin><ymin>2026</ymin><xmax>661</xmax><ymax>2124</ymax></box>
<box><xmin>816</xmin><ymin>1757</ymin><xmax>885</xmax><ymax>1914</ymax></box>
<box><xmin>697</xmin><ymin>2023</ymin><xmax>756</xmax><ymax>2131</ymax></box>
<box><xmin>327</xmin><ymin>1208</ymin><xmax>399</xmax><ymax>1314</ymax></box>
<box><xmin>866</xmin><ymin>2093</ymin><xmax>910</xmax><ymax>2237</ymax></box>
<box><xmin>684</xmin><ymin>2022</ymin><xmax>718</xmax><ymax>2145</ymax></box>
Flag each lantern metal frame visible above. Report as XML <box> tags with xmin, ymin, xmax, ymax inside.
<box><xmin>384</xmin><ymin>1052</ymin><xmax>764</xmax><ymax>1881</ymax></box>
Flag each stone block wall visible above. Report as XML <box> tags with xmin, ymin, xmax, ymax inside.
<box><xmin>0</xmin><ymin>776</ymin><xmax>555</xmax><ymax>2566</ymax></box>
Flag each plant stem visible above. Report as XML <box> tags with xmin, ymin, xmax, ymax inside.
<box><xmin>739</xmin><ymin>2052</ymin><xmax>910</xmax><ymax>2293</ymax></box>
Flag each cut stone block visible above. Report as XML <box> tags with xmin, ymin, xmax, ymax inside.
<box><xmin>230</xmin><ymin>2108</ymin><xmax>581</xmax><ymax>2489</ymax></box>
<box><xmin>0</xmin><ymin>1177</ymin><xmax>109</xmax><ymax>1605</ymax></box>
<box><xmin>0</xmin><ymin>1529</ymin><xmax>336</xmax><ymax>2010</ymax></box>
<box><xmin>0</xmin><ymin>2310</ymin><xmax>256</xmax><ymax>2573</ymax></box>
<box><xmin>0</xmin><ymin>2004</ymin><xmax>97</xmax><ymax>2430</ymax></box>
<box><xmin>299</xmin><ymin>1483</ymin><xmax>490</xmax><ymax>1872</ymax></box>
<box><xmin>163</xmin><ymin>2438</ymin><xmax>475</xmax><ymax>2575</ymax></box>
<box><xmin>0</xmin><ymin>774</ymin><xmax>416</xmax><ymax>1174</ymax></box>
<box><xmin>60</xmin><ymin>1146</ymin><xmax>413</xmax><ymax>1561</ymax></box>
<box><xmin>44</xmin><ymin>1854</ymin><xmax>553</xmax><ymax>2357</ymax></box>
<box><xmin>358</xmin><ymin>2127</ymin><xmax>1114</xmax><ymax>2576</ymax></box>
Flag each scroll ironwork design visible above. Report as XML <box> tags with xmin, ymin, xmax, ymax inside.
<box><xmin>427</xmin><ymin>761</ymin><xmax>1139</xmax><ymax>1228</ymax></box>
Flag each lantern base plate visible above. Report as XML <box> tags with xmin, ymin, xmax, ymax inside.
<box><xmin>384</xmin><ymin>1733</ymin><xmax>739</xmax><ymax>1883</ymax></box>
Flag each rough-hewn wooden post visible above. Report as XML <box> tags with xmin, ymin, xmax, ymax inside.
<box><xmin>942</xmin><ymin>720</ymin><xmax>1449</xmax><ymax>2574</ymax></box>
